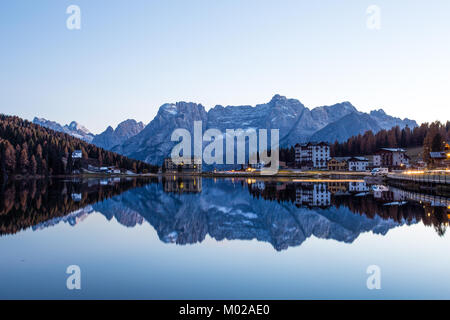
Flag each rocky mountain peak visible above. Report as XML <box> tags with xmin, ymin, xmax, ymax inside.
<box><xmin>33</xmin><ymin>117</ymin><xmax>94</xmax><ymax>143</ymax></box>
<box><xmin>68</xmin><ymin>121</ymin><xmax>91</xmax><ymax>135</ymax></box>
<box><xmin>92</xmin><ymin>119</ymin><xmax>146</xmax><ymax>151</ymax></box>
<box><xmin>370</xmin><ymin>109</ymin><xmax>387</xmax><ymax>116</ymax></box>
<box><xmin>269</xmin><ymin>94</ymin><xmax>286</xmax><ymax>103</ymax></box>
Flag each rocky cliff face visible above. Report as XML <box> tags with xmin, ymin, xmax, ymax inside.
<box><xmin>92</xmin><ymin>119</ymin><xmax>144</xmax><ymax>150</ymax></box>
<box><xmin>310</xmin><ymin>109</ymin><xmax>418</xmax><ymax>143</ymax></box>
<box><xmin>309</xmin><ymin>112</ymin><xmax>382</xmax><ymax>143</ymax></box>
<box><xmin>369</xmin><ymin>109</ymin><xmax>417</xmax><ymax>130</ymax></box>
<box><xmin>112</xmin><ymin>102</ymin><xmax>208</xmax><ymax>165</ymax></box>
<box><xmin>114</xmin><ymin>95</ymin><xmax>417</xmax><ymax>165</ymax></box>
<box><xmin>282</xmin><ymin>100</ymin><xmax>359</xmax><ymax>146</ymax></box>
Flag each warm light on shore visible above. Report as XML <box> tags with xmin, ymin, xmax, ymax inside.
<box><xmin>292</xmin><ymin>179</ymin><xmax>365</xmax><ymax>183</ymax></box>
<box><xmin>403</xmin><ymin>170</ymin><xmax>425</xmax><ymax>175</ymax></box>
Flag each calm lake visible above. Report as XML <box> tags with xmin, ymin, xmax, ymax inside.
<box><xmin>0</xmin><ymin>176</ymin><xmax>449</xmax><ymax>299</ymax></box>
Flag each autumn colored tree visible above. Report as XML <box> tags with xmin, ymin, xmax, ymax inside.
<box><xmin>30</xmin><ymin>155</ymin><xmax>37</xmax><ymax>175</ymax></box>
<box><xmin>19</xmin><ymin>144</ymin><xmax>29</xmax><ymax>174</ymax></box>
<box><xmin>3</xmin><ymin>141</ymin><xmax>16</xmax><ymax>173</ymax></box>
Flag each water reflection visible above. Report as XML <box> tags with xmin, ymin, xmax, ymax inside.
<box><xmin>0</xmin><ymin>178</ymin><xmax>154</xmax><ymax>235</ymax></box>
<box><xmin>0</xmin><ymin>177</ymin><xmax>448</xmax><ymax>251</ymax></box>
<box><xmin>163</xmin><ymin>176</ymin><xmax>202</xmax><ymax>193</ymax></box>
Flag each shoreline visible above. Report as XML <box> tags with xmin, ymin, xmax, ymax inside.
<box><xmin>4</xmin><ymin>170</ymin><xmax>373</xmax><ymax>181</ymax></box>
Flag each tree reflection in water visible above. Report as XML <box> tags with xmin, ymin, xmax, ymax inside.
<box><xmin>0</xmin><ymin>177</ymin><xmax>448</xmax><ymax>249</ymax></box>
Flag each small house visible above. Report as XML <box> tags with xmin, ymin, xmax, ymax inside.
<box><xmin>347</xmin><ymin>157</ymin><xmax>369</xmax><ymax>171</ymax></box>
<box><xmin>327</xmin><ymin>156</ymin><xmax>368</xmax><ymax>171</ymax></box>
<box><xmin>373</xmin><ymin>148</ymin><xmax>409</xmax><ymax>169</ymax></box>
<box><xmin>327</xmin><ymin>157</ymin><xmax>348</xmax><ymax>171</ymax></box>
<box><xmin>72</xmin><ymin>150</ymin><xmax>83</xmax><ymax>159</ymax></box>
<box><xmin>429</xmin><ymin>152</ymin><xmax>450</xmax><ymax>168</ymax></box>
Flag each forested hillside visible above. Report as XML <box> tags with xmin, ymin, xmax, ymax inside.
<box><xmin>330</xmin><ymin>121</ymin><xmax>450</xmax><ymax>159</ymax></box>
<box><xmin>0</xmin><ymin>114</ymin><xmax>158</xmax><ymax>179</ymax></box>
<box><xmin>278</xmin><ymin>121</ymin><xmax>449</xmax><ymax>164</ymax></box>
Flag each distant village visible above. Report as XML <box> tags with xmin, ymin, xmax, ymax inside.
<box><xmin>161</xmin><ymin>140</ymin><xmax>450</xmax><ymax>174</ymax></box>
<box><xmin>70</xmin><ymin>150</ymin><xmax>138</xmax><ymax>175</ymax></box>
<box><xmin>68</xmin><ymin>135</ymin><xmax>450</xmax><ymax>175</ymax></box>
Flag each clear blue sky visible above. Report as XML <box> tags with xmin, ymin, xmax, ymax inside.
<box><xmin>1</xmin><ymin>0</ymin><xmax>449</xmax><ymax>133</ymax></box>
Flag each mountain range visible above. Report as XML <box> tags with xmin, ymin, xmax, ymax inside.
<box><xmin>33</xmin><ymin>117</ymin><xmax>145</xmax><ymax>148</ymax></box>
<box><xmin>91</xmin><ymin>119</ymin><xmax>144</xmax><ymax>150</ymax></box>
<box><xmin>33</xmin><ymin>117</ymin><xmax>95</xmax><ymax>143</ymax></box>
<box><xmin>33</xmin><ymin>95</ymin><xmax>417</xmax><ymax>165</ymax></box>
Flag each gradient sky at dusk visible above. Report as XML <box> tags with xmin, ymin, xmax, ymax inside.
<box><xmin>1</xmin><ymin>0</ymin><xmax>449</xmax><ymax>133</ymax></box>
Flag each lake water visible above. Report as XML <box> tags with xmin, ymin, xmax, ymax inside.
<box><xmin>0</xmin><ymin>176</ymin><xmax>449</xmax><ymax>299</ymax></box>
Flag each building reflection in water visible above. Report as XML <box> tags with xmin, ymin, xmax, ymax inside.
<box><xmin>163</xmin><ymin>176</ymin><xmax>202</xmax><ymax>193</ymax></box>
<box><xmin>328</xmin><ymin>181</ymin><xmax>349</xmax><ymax>195</ymax></box>
<box><xmin>349</xmin><ymin>181</ymin><xmax>370</xmax><ymax>192</ymax></box>
<box><xmin>295</xmin><ymin>183</ymin><xmax>331</xmax><ymax>208</ymax></box>
<box><xmin>250</xmin><ymin>180</ymin><xmax>266</xmax><ymax>191</ymax></box>
<box><xmin>246</xmin><ymin>180</ymin><xmax>372</xmax><ymax>208</ymax></box>
<box><xmin>293</xmin><ymin>181</ymin><xmax>369</xmax><ymax>208</ymax></box>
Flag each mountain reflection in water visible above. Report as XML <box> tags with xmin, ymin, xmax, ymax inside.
<box><xmin>0</xmin><ymin>176</ymin><xmax>448</xmax><ymax>251</ymax></box>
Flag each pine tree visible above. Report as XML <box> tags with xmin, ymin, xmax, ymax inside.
<box><xmin>431</xmin><ymin>133</ymin><xmax>444</xmax><ymax>152</ymax></box>
<box><xmin>3</xmin><ymin>141</ymin><xmax>16</xmax><ymax>173</ymax></box>
<box><xmin>30</xmin><ymin>155</ymin><xmax>37</xmax><ymax>175</ymax></box>
<box><xmin>19</xmin><ymin>145</ymin><xmax>29</xmax><ymax>174</ymax></box>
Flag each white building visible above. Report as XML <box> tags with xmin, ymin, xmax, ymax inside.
<box><xmin>71</xmin><ymin>193</ymin><xmax>82</xmax><ymax>202</ymax></box>
<box><xmin>373</xmin><ymin>148</ymin><xmax>409</xmax><ymax>169</ymax></box>
<box><xmin>295</xmin><ymin>183</ymin><xmax>331</xmax><ymax>207</ymax></box>
<box><xmin>250</xmin><ymin>161</ymin><xmax>266</xmax><ymax>169</ymax></box>
<box><xmin>251</xmin><ymin>181</ymin><xmax>265</xmax><ymax>191</ymax></box>
<box><xmin>295</xmin><ymin>142</ymin><xmax>330</xmax><ymax>169</ymax></box>
<box><xmin>347</xmin><ymin>157</ymin><xmax>369</xmax><ymax>171</ymax></box>
<box><xmin>348</xmin><ymin>182</ymin><xmax>369</xmax><ymax>192</ymax></box>
<box><xmin>72</xmin><ymin>150</ymin><xmax>82</xmax><ymax>159</ymax></box>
